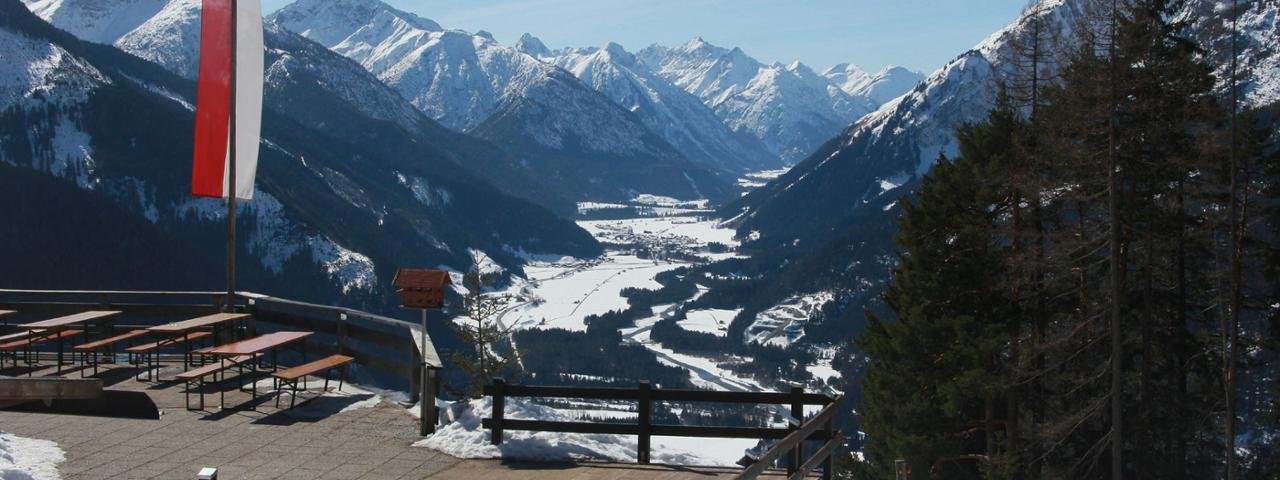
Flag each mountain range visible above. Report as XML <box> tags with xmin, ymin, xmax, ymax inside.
<box><xmin>638</xmin><ymin>38</ymin><xmax>917</xmax><ymax>164</ymax></box>
<box><xmin>717</xmin><ymin>0</ymin><xmax>1279</xmax><ymax>345</ymax></box>
<box><xmin>3</xmin><ymin>0</ymin><xmax>602</xmax><ymax>310</ymax></box>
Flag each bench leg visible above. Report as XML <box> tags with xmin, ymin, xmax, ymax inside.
<box><xmin>291</xmin><ymin>380</ymin><xmax>299</xmax><ymax>408</ymax></box>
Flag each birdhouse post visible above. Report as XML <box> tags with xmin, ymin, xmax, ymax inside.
<box><xmin>393</xmin><ymin>268</ymin><xmax>452</xmax><ymax>436</ymax></box>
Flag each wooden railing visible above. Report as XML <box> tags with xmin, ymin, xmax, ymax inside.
<box><xmin>482</xmin><ymin>379</ymin><xmax>843</xmax><ymax>478</ymax></box>
<box><xmin>0</xmin><ymin>289</ymin><xmax>444</xmax><ymax>430</ymax></box>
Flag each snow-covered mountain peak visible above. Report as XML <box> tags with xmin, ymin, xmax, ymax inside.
<box><xmin>273</xmin><ymin>0</ymin><xmax>441</xmax><ymax>47</ymax></box>
<box><xmin>548</xmin><ymin>39</ymin><xmax>776</xmax><ymax>172</ymax></box>
<box><xmin>475</xmin><ymin>30</ymin><xmax>494</xmax><ymax>40</ymax></box>
<box><xmin>639</xmin><ymin>37</ymin><xmax>874</xmax><ymax>162</ymax></box>
<box><xmin>600</xmin><ymin>42</ymin><xmax>636</xmax><ymax>65</ymax></box>
<box><xmin>785</xmin><ymin>60</ymin><xmax>812</xmax><ymax>74</ymax></box>
<box><xmin>826</xmin><ymin>64</ymin><xmax>925</xmax><ymax>106</ymax></box>
<box><xmin>516</xmin><ymin>32</ymin><xmax>551</xmax><ymax>58</ymax></box>
<box><xmin>681</xmin><ymin>36</ymin><xmax>712</xmax><ymax>52</ymax></box>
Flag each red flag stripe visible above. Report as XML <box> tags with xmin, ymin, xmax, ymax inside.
<box><xmin>191</xmin><ymin>0</ymin><xmax>233</xmax><ymax>198</ymax></box>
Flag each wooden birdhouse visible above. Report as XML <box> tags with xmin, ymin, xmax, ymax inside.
<box><xmin>393</xmin><ymin>268</ymin><xmax>452</xmax><ymax>309</ymax></box>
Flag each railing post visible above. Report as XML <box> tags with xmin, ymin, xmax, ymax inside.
<box><xmin>336</xmin><ymin>312</ymin><xmax>348</xmax><ymax>355</ymax></box>
<box><xmin>823</xmin><ymin>415</ymin><xmax>835</xmax><ymax>480</ymax></box>
<box><xmin>409</xmin><ymin>345</ymin><xmax>421</xmax><ymax>405</ymax></box>
<box><xmin>788</xmin><ymin>386</ymin><xmax>804</xmax><ymax>475</ymax></box>
<box><xmin>637</xmin><ymin>381</ymin><xmax>652</xmax><ymax>465</ymax></box>
<box><xmin>491</xmin><ymin>378</ymin><xmax>505</xmax><ymax>445</ymax></box>
<box><xmin>422</xmin><ymin>367</ymin><xmax>439</xmax><ymax>436</ymax></box>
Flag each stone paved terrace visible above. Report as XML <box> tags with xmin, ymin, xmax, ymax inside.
<box><xmin>0</xmin><ymin>360</ymin><xmax>788</xmax><ymax>479</ymax></box>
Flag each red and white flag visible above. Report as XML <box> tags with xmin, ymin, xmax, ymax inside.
<box><xmin>191</xmin><ymin>0</ymin><xmax>263</xmax><ymax>200</ymax></box>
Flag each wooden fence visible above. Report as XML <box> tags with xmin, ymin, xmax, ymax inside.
<box><xmin>483</xmin><ymin>379</ymin><xmax>844</xmax><ymax>479</ymax></box>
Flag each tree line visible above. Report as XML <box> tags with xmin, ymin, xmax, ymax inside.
<box><xmin>853</xmin><ymin>0</ymin><xmax>1278</xmax><ymax>479</ymax></box>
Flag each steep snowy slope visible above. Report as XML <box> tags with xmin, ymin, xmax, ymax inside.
<box><xmin>725</xmin><ymin>0</ymin><xmax>1084</xmax><ymax>249</ymax></box>
<box><xmin>550</xmin><ymin>41</ymin><xmax>778</xmax><ymax>173</ymax></box>
<box><xmin>4</xmin><ymin>0</ymin><xmax>599</xmax><ymax>309</ymax></box>
<box><xmin>713</xmin><ymin>0</ymin><xmax>1278</xmax><ymax>351</ymax></box>
<box><xmin>826</xmin><ymin>65</ymin><xmax>925</xmax><ymax>106</ymax></box>
<box><xmin>638</xmin><ymin>38</ymin><xmax>875</xmax><ymax>163</ymax></box>
<box><xmin>728</xmin><ymin>0</ymin><xmax>1277</xmax><ymax>250</ymax></box>
<box><xmin>270</xmin><ymin>0</ymin><xmax>730</xmax><ymax>201</ymax></box>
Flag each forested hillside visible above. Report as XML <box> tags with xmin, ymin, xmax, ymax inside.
<box><xmin>852</xmin><ymin>1</ymin><xmax>1279</xmax><ymax>478</ymax></box>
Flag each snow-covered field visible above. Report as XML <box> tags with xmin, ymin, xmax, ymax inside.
<box><xmin>677</xmin><ymin>308</ymin><xmax>740</xmax><ymax>337</ymax></box>
<box><xmin>0</xmin><ymin>432</ymin><xmax>64</xmax><ymax>480</ymax></box>
<box><xmin>505</xmin><ymin>253</ymin><xmax>683</xmax><ymax>331</ymax></box>
<box><xmin>496</xmin><ymin>214</ymin><xmax>742</xmax><ymax>332</ymax></box>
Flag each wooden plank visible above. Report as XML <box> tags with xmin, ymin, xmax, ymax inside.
<box><xmin>484</xmin><ymin>384</ymin><xmax>641</xmax><ymax>401</ymax></box>
<box><xmin>483</xmin><ymin>419</ymin><xmax>640</xmax><ymax>436</ymax></box>
<box><xmin>273</xmin><ymin>355</ymin><xmax>354</xmax><ymax>381</ymax></box>
<box><xmin>481</xmin><ymin>384</ymin><xmax>834</xmax><ymax>406</ymax></box>
<box><xmin>653</xmin><ymin>389</ymin><xmax>831</xmax><ymax>406</ymax></box>
<box><xmin>0</xmin><ymin>330</ymin><xmax>84</xmax><ymax>350</ymax></box>
<box><xmin>0</xmin><ymin>310</ymin><xmax>15</xmax><ymax>319</ymax></box>
<box><xmin>650</xmin><ymin>424</ymin><xmax>823</xmax><ymax>440</ymax></box>
<box><xmin>736</xmin><ymin>396</ymin><xmax>844</xmax><ymax>480</ymax></box>
<box><xmin>0</xmin><ymin>378</ymin><xmax>102</xmax><ymax>402</ymax></box>
<box><xmin>20</xmin><ymin>310</ymin><xmax>121</xmax><ymax>329</ymax></box>
<box><xmin>0</xmin><ymin>302</ymin><xmax>216</xmax><ymax>318</ymax></box>
<box><xmin>788</xmin><ymin>433</ymin><xmax>843</xmax><ymax>480</ymax></box>
<box><xmin>73</xmin><ymin>330</ymin><xmax>149</xmax><ymax>351</ymax></box>
<box><xmin>148</xmin><ymin>313</ymin><xmax>249</xmax><ymax>334</ymax></box>
<box><xmin>204</xmin><ymin>331</ymin><xmax>311</xmax><ymax>356</ymax></box>
<box><xmin>124</xmin><ymin>331</ymin><xmax>212</xmax><ymax>353</ymax></box>
<box><xmin>174</xmin><ymin>355</ymin><xmax>255</xmax><ymax>381</ymax></box>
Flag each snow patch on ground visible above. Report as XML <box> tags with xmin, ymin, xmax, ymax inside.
<box><xmin>631</xmin><ymin>194</ymin><xmax>709</xmax><ymax>210</ymax></box>
<box><xmin>0</xmin><ymin>432</ymin><xmax>65</xmax><ymax>480</ymax></box>
<box><xmin>743</xmin><ymin>292</ymin><xmax>834</xmax><ymax>347</ymax></box>
<box><xmin>395</xmin><ymin>172</ymin><xmax>452</xmax><ymax>209</ymax></box>
<box><xmin>308</xmin><ymin>236</ymin><xmax>377</xmax><ymax>294</ymax></box>
<box><xmin>279</xmin><ymin>383</ymin><xmax>384</xmax><ymax>419</ymax></box>
<box><xmin>736</xmin><ymin>168</ymin><xmax>790</xmax><ymax>188</ymax></box>
<box><xmin>417</xmin><ymin>397</ymin><xmax>750</xmax><ymax>467</ymax></box>
<box><xmin>677</xmin><ymin>308</ymin><xmax>740</xmax><ymax>337</ymax></box>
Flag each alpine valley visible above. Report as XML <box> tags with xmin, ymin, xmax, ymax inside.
<box><xmin>4</xmin><ymin>0</ymin><xmax>1278</xmax><ymax>472</ymax></box>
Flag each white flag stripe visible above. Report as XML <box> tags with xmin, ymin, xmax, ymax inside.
<box><xmin>225</xmin><ymin>0</ymin><xmax>263</xmax><ymax>200</ymax></box>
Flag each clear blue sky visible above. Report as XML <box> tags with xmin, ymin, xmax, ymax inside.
<box><xmin>262</xmin><ymin>0</ymin><xmax>1033</xmax><ymax>74</ymax></box>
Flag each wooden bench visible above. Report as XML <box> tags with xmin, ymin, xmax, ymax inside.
<box><xmin>72</xmin><ymin>330</ymin><xmax>149</xmax><ymax>377</ymax></box>
<box><xmin>175</xmin><ymin>354</ymin><xmax>257</xmax><ymax>410</ymax></box>
<box><xmin>0</xmin><ymin>330</ymin><xmax>84</xmax><ymax>371</ymax></box>
<box><xmin>125</xmin><ymin>331</ymin><xmax>214</xmax><ymax>381</ymax></box>
<box><xmin>272</xmin><ymin>355</ymin><xmax>355</xmax><ymax>408</ymax></box>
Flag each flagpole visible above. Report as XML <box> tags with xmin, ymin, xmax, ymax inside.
<box><xmin>226</xmin><ymin>0</ymin><xmax>238</xmax><ymax>313</ymax></box>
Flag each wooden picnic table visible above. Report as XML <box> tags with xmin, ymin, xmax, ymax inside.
<box><xmin>150</xmin><ymin>312</ymin><xmax>250</xmax><ymax>350</ymax></box>
<box><xmin>203</xmin><ymin>331</ymin><xmax>313</xmax><ymax>409</ymax></box>
<box><xmin>20</xmin><ymin>311</ymin><xmax>120</xmax><ymax>330</ymax></box>
<box><xmin>149</xmin><ymin>313</ymin><xmax>250</xmax><ymax>335</ymax></box>
<box><xmin>0</xmin><ymin>310</ymin><xmax>15</xmax><ymax>320</ymax></box>
<box><xmin>17</xmin><ymin>311</ymin><xmax>121</xmax><ymax>373</ymax></box>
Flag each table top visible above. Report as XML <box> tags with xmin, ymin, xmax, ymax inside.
<box><xmin>204</xmin><ymin>331</ymin><xmax>312</xmax><ymax>356</ymax></box>
<box><xmin>20</xmin><ymin>311</ymin><xmax>121</xmax><ymax>329</ymax></box>
<box><xmin>149</xmin><ymin>313</ymin><xmax>250</xmax><ymax>334</ymax></box>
